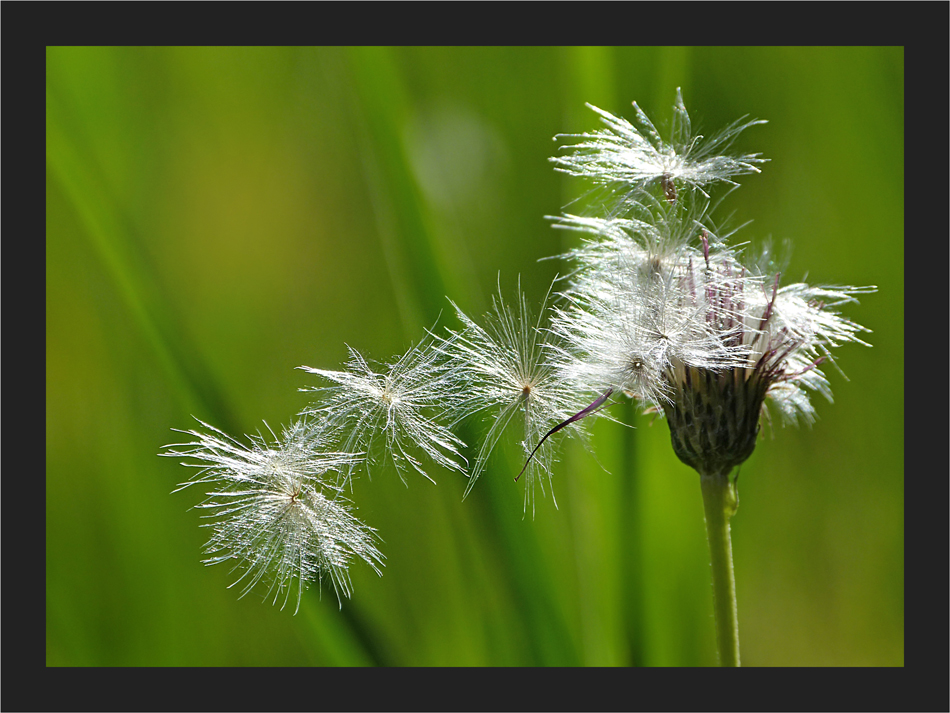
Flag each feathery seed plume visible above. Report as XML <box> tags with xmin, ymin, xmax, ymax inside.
<box><xmin>162</xmin><ymin>418</ymin><xmax>383</xmax><ymax>613</ymax></box>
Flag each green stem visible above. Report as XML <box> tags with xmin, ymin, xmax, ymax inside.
<box><xmin>699</xmin><ymin>470</ymin><xmax>740</xmax><ymax>667</ymax></box>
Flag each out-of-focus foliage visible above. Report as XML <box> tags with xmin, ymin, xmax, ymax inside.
<box><xmin>47</xmin><ymin>46</ymin><xmax>903</xmax><ymax>666</ymax></box>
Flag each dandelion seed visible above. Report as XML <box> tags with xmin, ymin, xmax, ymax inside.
<box><xmin>161</xmin><ymin>418</ymin><xmax>383</xmax><ymax>613</ymax></box>
<box><xmin>299</xmin><ymin>337</ymin><xmax>468</xmax><ymax>485</ymax></box>
<box><xmin>438</xmin><ymin>279</ymin><xmax>593</xmax><ymax>516</ymax></box>
<box><xmin>550</xmin><ymin>88</ymin><xmax>767</xmax><ymax>205</ymax></box>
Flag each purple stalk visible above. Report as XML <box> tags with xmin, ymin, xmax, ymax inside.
<box><xmin>515</xmin><ymin>388</ymin><xmax>614</xmax><ymax>482</ymax></box>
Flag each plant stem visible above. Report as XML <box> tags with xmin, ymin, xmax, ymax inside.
<box><xmin>699</xmin><ymin>469</ymin><xmax>740</xmax><ymax>667</ymax></box>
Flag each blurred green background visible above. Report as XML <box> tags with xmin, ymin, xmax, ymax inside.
<box><xmin>47</xmin><ymin>46</ymin><xmax>903</xmax><ymax>666</ymax></box>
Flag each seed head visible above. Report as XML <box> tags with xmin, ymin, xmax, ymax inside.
<box><xmin>549</xmin><ymin>93</ymin><xmax>873</xmax><ymax>477</ymax></box>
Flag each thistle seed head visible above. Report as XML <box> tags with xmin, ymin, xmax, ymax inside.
<box><xmin>548</xmin><ymin>92</ymin><xmax>874</xmax><ymax>477</ymax></box>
